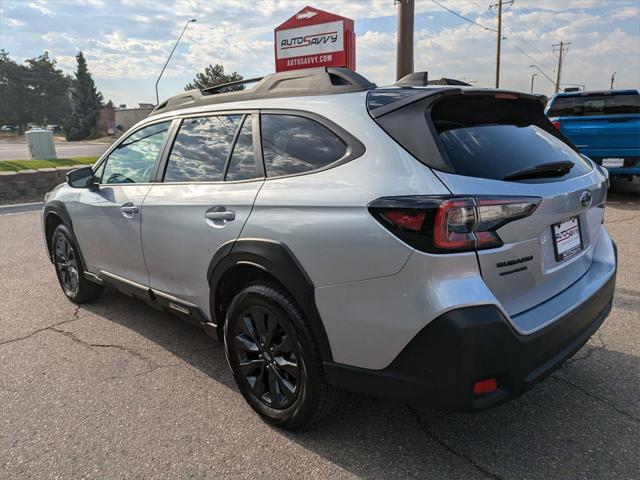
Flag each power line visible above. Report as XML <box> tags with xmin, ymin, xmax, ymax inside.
<box><xmin>530</xmin><ymin>64</ymin><xmax>557</xmax><ymax>86</ymax></box>
<box><xmin>486</xmin><ymin>1</ymin><xmax>556</xmax><ymax>68</ymax></box>
<box><xmin>430</xmin><ymin>0</ymin><xmax>497</xmax><ymax>33</ymax></box>
<box><xmin>502</xmin><ymin>24</ymin><xmax>552</xmax><ymax>60</ymax></box>
<box><xmin>487</xmin><ymin>0</ymin><xmax>555</xmax><ymax>66</ymax></box>
<box><xmin>506</xmin><ymin>42</ymin><xmax>553</xmax><ymax>71</ymax></box>
<box><xmin>519</xmin><ymin>6</ymin><xmax>563</xmax><ymax>42</ymax></box>
<box><xmin>490</xmin><ymin>0</ymin><xmax>513</xmax><ymax>88</ymax></box>
<box><xmin>430</xmin><ymin>0</ymin><xmax>553</xmax><ymax>76</ymax></box>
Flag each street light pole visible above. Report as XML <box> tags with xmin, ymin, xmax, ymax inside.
<box><xmin>529</xmin><ymin>65</ymin><xmax>556</xmax><ymax>88</ymax></box>
<box><xmin>155</xmin><ymin>18</ymin><xmax>196</xmax><ymax>105</ymax></box>
<box><xmin>530</xmin><ymin>73</ymin><xmax>538</xmax><ymax>93</ymax></box>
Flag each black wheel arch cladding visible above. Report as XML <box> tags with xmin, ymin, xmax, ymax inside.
<box><xmin>44</xmin><ymin>200</ymin><xmax>87</xmax><ymax>269</ymax></box>
<box><xmin>208</xmin><ymin>238</ymin><xmax>334</xmax><ymax>363</ymax></box>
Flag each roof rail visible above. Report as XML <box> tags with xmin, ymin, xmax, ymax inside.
<box><xmin>150</xmin><ymin>67</ymin><xmax>376</xmax><ymax>116</ymax></box>
<box><xmin>202</xmin><ymin>76</ymin><xmax>264</xmax><ymax>95</ymax></box>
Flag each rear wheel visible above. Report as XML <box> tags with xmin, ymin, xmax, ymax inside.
<box><xmin>52</xmin><ymin>224</ymin><xmax>103</xmax><ymax>303</ymax></box>
<box><xmin>224</xmin><ymin>283</ymin><xmax>335</xmax><ymax>430</ymax></box>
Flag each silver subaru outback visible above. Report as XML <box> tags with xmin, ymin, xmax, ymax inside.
<box><xmin>43</xmin><ymin>67</ymin><xmax>617</xmax><ymax>429</ymax></box>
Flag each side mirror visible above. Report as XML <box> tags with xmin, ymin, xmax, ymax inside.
<box><xmin>67</xmin><ymin>166</ymin><xmax>98</xmax><ymax>190</ymax></box>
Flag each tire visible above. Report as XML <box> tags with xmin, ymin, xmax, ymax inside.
<box><xmin>52</xmin><ymin>224</ymin><xmax>103</xmax><ymax>303</ymax></box>
<box><xmin>224</xmin><ymin>283</ymin><xmax>336</xmax><ymax>430</ymax></box>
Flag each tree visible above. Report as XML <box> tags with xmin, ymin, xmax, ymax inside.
<box><xmin>24</xmin><ymin>51</ymin><xmax>71</xmax><ymax>126</ymax></box>
<box><xmin>185</xmin><ymin>64</ymin><xmax>243</xmax><ymax>91</ymax></box>
<box><xmin>65</xmin><ymin>52</ymin><xmax>103</xmax><ymax>141</ymax></box>
<box><xmin>0</xmin><ymin>49</ymin><xmax>30</xmax><ymax>133</ymax></box>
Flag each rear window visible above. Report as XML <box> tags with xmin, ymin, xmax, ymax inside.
<box><xmin>261</xmin><ymin>114</ymin><xmax>347</xmax><ymax>177</ymax></box>
<box><xmin>431</xmin><ymin>96</ymin><xmax>592</xmax><ymax>182</ymax></box>
<box><xmin>547</xmin><ymin>93</ymin><xmax>640</xmax><ymax>117</ymax></box>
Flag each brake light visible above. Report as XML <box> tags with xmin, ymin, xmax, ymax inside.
<box><xmin>495</xmin><ymin>93</ymin><xmax>518</xmax><ymax>100</ymax></box>
<box><xmin>369</xmin><ymin>195</ymin><xmax>541</xmax><ymax>253</ymax></box>
<box><xmin>552</xmin><ymin>120</ymin><xmax>561</xmax><ymax>130</ymax></box>
<box><xmin>473</xmin><ymin>378</ymin><xmax>498</xmax><ymax>395</ymax></box>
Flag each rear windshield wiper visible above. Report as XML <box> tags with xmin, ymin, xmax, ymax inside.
<box><xmin>503</xmin><ymin>161</ymin><xmax>575</xmax><ymax>181</ymax></box>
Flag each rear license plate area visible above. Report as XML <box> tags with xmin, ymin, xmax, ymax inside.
<box><xmin>552</xmin><ymin>216</ymin><xmax>583</xmax><ymax>262</ymax></box>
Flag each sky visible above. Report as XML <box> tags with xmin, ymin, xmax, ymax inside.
<box><xmin>1</xmin><ymin>0</ymin><xmax>639</xmax><ymax>106</ymax></box>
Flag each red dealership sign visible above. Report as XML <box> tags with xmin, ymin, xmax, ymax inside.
<box><xmin>274</xmin><ymin>6</ymin><xmax>356</xmax><ymax>72</ymax></box>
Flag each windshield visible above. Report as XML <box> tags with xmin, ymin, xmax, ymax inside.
<box><xmin>548</xmin><ymin>93</ymin><xmax>640</xmax><ymax>117</ymax></box>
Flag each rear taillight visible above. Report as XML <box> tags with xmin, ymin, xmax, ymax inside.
<box><xmin>382</xmin><ymin>210</ymin><xmax>426</xmax><ymax>232</ymax></box>
<box><xmin>369</xmin><ymin>195</ymin><xmax>540</xmax><ymax>253</ymax></box>
<box><xmin>552</xmin><ymin>120</ymin><xmax>561</xmax><ymax>130</ymax></box>
<box><xmin>473</xmin><ymin>378</ymin><xmax>498</xmax><ymax>395</ymax></box>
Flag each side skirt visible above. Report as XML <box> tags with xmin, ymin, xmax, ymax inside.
<box><xmin>95</xmin><ymin>270</ymin><xmax>210</xmax><ymax>331</ymax></box>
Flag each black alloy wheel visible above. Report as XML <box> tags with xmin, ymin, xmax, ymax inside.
<box><xmin>232</xmin><ymin>305</ymin><xmax>301</xmax><ymax>409</ymax></box>
<box><xmin>224</xmin><ymin>283</ymin><xmax>336</xmax><ymax>429</ymax></box>
<box><xmin>51</xmin><ymin>224</ymin><xmax>103</xmax><ymax>303</ymax></box>
<box><xmin>55</xmin><ymin>233</ymin><xmax>79</xmax><ymax>297</ymax></box>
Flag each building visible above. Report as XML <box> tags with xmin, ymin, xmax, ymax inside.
<box><xmin>97</xmin><ymin>103</ymin><xmax>116</xmax><ymax>135</ymax></box>
<box><xmin>114</xmin><ymin>104</ymin><xmax>155</xmax><ymax>134</ymax></box>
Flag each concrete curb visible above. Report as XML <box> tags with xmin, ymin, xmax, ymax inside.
<box><xmin>0</xmin><ymin>165</ymin><xmax>86</xmax><ymax>205</ymax></box>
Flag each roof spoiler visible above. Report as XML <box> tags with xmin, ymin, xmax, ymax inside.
<box><xmin>395</xmin><ymin>71</ymin><xmax>473</xmax><ymax>87</ymax></box>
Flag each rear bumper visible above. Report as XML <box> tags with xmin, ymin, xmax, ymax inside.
<box><xmin>325</xmin><ymin>242</ymin><xmax>617</xmax><ymax>412</ymax></box>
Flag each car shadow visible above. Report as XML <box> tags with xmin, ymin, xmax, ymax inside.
<box><xmin>608</xmin><ymin>177</ymin><xmax>639</xmax><ymax>202</ymax></box>
<box><xmin>80</xmin><ymin>288</ymin><xmax>640</xmax><ymax>479</ymax></box>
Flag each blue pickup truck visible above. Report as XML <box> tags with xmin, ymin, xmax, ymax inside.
<box><xmin>546</xmin><ymin>89</ymin><xmax>640</xmax><ymax>179</ymax></box>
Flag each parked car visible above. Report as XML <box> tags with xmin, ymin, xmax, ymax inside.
<box><xmin>0</xmin><ymin>125</ymin><xmax>18</xmax><ymax>131</ymax></box>
<box><xmin>546</xmin><ymin>89</ymin><xmax>640</xmax><ymax>179</ymax></box>
<box><xmin>43</xmin><ymin>67</ymin><xmax>617</xmax><ymax>429</ymax></box>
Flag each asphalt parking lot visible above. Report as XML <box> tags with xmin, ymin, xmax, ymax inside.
<box><xmin>0</xmin><ymin>182</ymin><xmax>638</xmax><ymax>479</ymax></box>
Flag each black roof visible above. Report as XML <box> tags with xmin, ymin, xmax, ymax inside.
<box><xmin>150</xmin><ymin>67</ymin><xmax>375</xmax><ymax>116</ymax></box>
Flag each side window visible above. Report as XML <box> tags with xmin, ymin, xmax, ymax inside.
<box><xmin>101</xmin><ymin>121</ymin><xmax>171</xmax><ymax>184</ymax></box>
<box><xmin>164</xmin><ymin>115</ymin><xmax>241</xmax><ymax>182</ymax></box>
<box><xmin>225</xmin><ymin>115</ymin><xmax>258</xmax><ymax>181</ymax></box>
<box><xmin>261</xmin><ymin>114</ymin><xmax>347</xmax><ymax>177</ymax></box>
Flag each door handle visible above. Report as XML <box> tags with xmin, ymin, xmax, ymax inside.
<box><xmin>120</xmin><ymin>204</ymin><xmax>139</xmax><ymax>215</ymax></box>
<box><xmin>205</xmin><ymin>210</ymin><xmax>235</xmax><ymax>221</ymax></box>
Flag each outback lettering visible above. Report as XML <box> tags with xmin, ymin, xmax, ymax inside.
<box><xmin>168</xmin><ymin>301</ymin><xmax>189</xmax><ymax>314</ymax></box>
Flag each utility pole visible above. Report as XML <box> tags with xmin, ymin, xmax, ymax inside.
<box><xmin>610</xmin><ymin>72</ymin><xmax>616</xmax><ymax>90</ymax></box>
<box><xmin>530</xmin><ymin>73</ymin><xmax>537</xmax><ymax>93</ymax></box>
<box><xmin>395</xmin><ymin>0</ymin><xmax>414</xmax><ymax>81</ymax></box>
<box><xmin>552</xmin><ymin>41</ymin><xmax>571</xmax><ymax>94</ymax></box>
<box><xmin>490</xmin><ymin>0</ymin><xmax>513</xmax><ymax>88</ymax></box>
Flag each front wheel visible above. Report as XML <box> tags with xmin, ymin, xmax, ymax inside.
<box><xmin>224</xmin><ymin>283</ymin><xmax>335</xmax><ymax>430</ymax></box>
<box><xmin>52</xmin><ymin>224</ymin><xmax>103</xmax><ymax>303</ymax></box>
